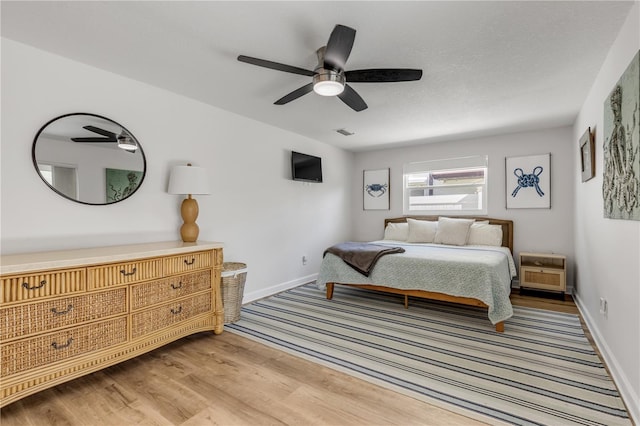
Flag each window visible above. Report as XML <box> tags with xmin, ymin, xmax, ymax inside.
<box><xmin>403</xmin><ymin>155</ymin><xmax>488</xmax><ymax>215</ymax></box>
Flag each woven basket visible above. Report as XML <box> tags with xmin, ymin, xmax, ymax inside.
<box><xmin>221</xmin><ymin>262</ymin><xmax>247</xmax><ymax>324</ymax></box>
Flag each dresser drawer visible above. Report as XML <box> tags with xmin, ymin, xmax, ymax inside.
<box><xmin>88</xmin><ymin>258</ymin><xmax>162</xmax><ymax>289</ymax></box>
<box><xmin>164</xmin><ymin>251</ymin><xmax>212</xmax><ymax>275</ymax></box>
<box><xmin>131</xmin><ymin>293</ymin><xmax>212</xmax><ymax>339</ymax></box>
<box><xmin>130</xmin><ymin>270</ymin><xmax>211</xmax><ymax>311</ymax></box>
<box><xmin>1</xmin><ymin>316</ymin><xmax>128</xmax><ymax>377</ymax></box>
<box><xmin>521</xmin><ymin>268</ymin><xmax>566</xmax><ymax>291</ymax></box>
<box><xmin>0</xmin><ymin>288</ymin><xmax>127</xmax><ymax>341</ymax></box>
<box><xmin>1</xmin><ymin>269</ymin><xmax>85</xmax><ymax>304</ymax></box>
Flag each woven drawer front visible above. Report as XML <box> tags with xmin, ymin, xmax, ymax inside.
<box><xmin>131</xmin><ymin>293</ymin><xmax>212</xmax><ymax>338</ymax></box>
<box><xmin>88</xmin><ymin>258</ymin><xmax>162</xmax><ymax>289</ymax></box>
<box><xmin>1</xmin><ymin>316</ymin><xmax>127</xmax><ymax>377</ymax></box>
<box><xmin>1</xmin><ymin>288</ymin><xmax>127</xmax><ymax>341</ymax></box>
<box><xmin>1</xmin><ymin>269</ymin><xmax>85</xmax><ymax>304</ymax></box>
<box><xmin>131</xmin><ymin>270</ymin><xmax>211</xmax><ymax>311</ymax></box>
<box><xmin>164</xmin><ymin>251</ymin><xmax>212</xmax><ymax>275</ymax></box>
<box><xmin>524</xmin><ymin>270</ymin><xmax>562</xmax><ymax>287</ymax></box>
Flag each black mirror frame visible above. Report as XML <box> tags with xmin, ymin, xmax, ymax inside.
<box><xmin>31</xmin><ymin>112</ymin><xmax>147</xmax><ymax>206</ymax></box>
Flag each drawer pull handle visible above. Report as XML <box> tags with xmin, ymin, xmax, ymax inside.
<box><xmin>22</xmin><ymin>280</ymin><xmax>47</xmax><ymax>290</ymax></box>
<box><xmin>120</xmin><ymin>267</ymin><xmax>137</xmax><ymax>277</ymax></box>
<box><xmin>171</xmin><ymin>306</ymin><xmax>183</xmax><ymax>315</ymax></box>
<box><xmin>171</xmin><ymin>282</ymin><xmax>183</xmax><ymax>290</ymax></box>
<box><xmin>184</xmin><ymin>258</ymin><xmax>196</xmax><ymax>266</ymax></box>
<box><xmin>51</xmin><ymin>337</ymin><xmax>74</xmax><ymax>350</ymax></box>
<box><xmin>51</xmin><ymin>304</ymin><xmax>73</xmax><ymax>315</ymax></box>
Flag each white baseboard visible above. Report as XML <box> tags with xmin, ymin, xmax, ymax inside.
<box><xmin>242</xmin><ymin>273</ymin><xmax>318</xmax><ymax>304</ymax></box>
<box><xmin>573</xmin><ymin>292</ymin><xmax>639</xmax><ymax>424</ymax></box>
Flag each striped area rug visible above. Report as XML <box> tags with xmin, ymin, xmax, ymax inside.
<box><xmin>226</xmin><ymin>283</ymin><xmax>630</xmax><ymax>426</ymax></box>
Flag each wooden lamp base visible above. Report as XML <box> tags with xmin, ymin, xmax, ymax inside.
<box><xmin>180</xmin><ymin>196</ymin><xmax>199</xmax><ymax>242</ymax></box>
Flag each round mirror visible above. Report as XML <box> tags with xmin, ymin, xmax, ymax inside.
<box><xmin>32</xmin><ymin>113</ymin><xmax>146</xmax><ymax>205</ymax></box>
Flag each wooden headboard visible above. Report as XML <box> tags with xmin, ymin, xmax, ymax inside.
<box><xmin>384</xmin><ymin>216</ymin><xmax>514</xmax><ymax>253</ymax></box>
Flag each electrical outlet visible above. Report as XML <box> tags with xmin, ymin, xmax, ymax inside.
<box><xmin>599</xmin><ymin>297</ymin><xmax>608</xmax><ymax>317</ymax></box>
<box><xmin>302</xmin><ymin>255</ymin><xmax>308</xmax><ymax>266</ymax></box>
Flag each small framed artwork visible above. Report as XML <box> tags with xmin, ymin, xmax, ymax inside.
<box><xmin>363</xmin><ymin>168</ymin><xmax>390</xmax><ymax>210</ymax></box>
<box><xmin>505</xmin><ymin>153</ymin><xmax>551</xmax><ymax>209</ymax></box>
<box><xmin>106</xmin><ymin>168</ymin><xmax>143</xmax><ymax>203</ymax></box>
<box><xmin>580</xmin><ymin>127</ymin><xmax>595</xmax><ymax>182</ymax></box>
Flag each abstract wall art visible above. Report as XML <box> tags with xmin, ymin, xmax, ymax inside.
<box><xmin>505</xmin><ymin>153</ymin><xmax>551</xmax><ymax>209</ymax></box>
<box><xmin>106</xmin><ymin>168</ymin><xmax>143</xmax><ymax>203</ymax></box>
<box><xmin>603</xmin><ymin>50</ymin><xmax>640</xmax><ymax>221</ymax></box>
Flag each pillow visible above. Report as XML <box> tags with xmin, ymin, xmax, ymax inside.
<box><xmin>467</xmin><ymin>222</ymin><xmax>503</xmax><ymax>247</ymax></box>
<box><xmin>433</xmin><ymin>217</ymin><xmax>475</xmax><ymax>246</ymax></box>
<box><xmin>406</xmin><ymin>218</ymin><xmax>438</xmax><ymax>243</ymax></box>
<box><xmin>383</xmin><ymin>222</ymin><xmax>409</xmax><ymax>241</ymax></box>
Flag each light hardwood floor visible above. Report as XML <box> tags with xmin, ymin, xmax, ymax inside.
<box><xmin>0</xmin><ymin>291</ymin><xmax>590</xmax><ymax>426</ymax></box>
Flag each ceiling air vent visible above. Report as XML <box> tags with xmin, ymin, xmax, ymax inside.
<box><xmin>336</xmin><ymin>128</ymin><xmax>354</xmax><ymax>136</ymax></box>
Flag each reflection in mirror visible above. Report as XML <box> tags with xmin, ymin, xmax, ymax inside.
<box><xmin>32</xmin><ymin>113</ymin><xmax>146</xmax><ymax>205</ymax></box>
<box><xmin>38</xmin><ymin>164</ymin><xmax>78</xmax><ymax>199</ymax></box>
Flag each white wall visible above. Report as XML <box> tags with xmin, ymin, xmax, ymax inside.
<box><xmin>0</xmin><ymin>38</ymin><xmax>354</xmax><ymax>300</ymax></box>
<box><xmin>3</xmin><ymin>21</ymin><xmax>637</xmax><ymax>419</ymax></box>
<box><xmin>573</xmin><ymin>3</ymin><xmax>639</xmax><ymax>421</ymax></box>
<box><xmin>351</xmin><ymin>126</ymin><xmax>576</xmax><ymax>289</ymax></box>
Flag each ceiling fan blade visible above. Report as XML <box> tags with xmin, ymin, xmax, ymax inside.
<box><xmin>274</xmin><ymin>83</ymin><xmax>314</xmax><ymax>105</ymax></box>
<box><xmin>345</xmin><ymin>69</ymin><xmax>423</xmax><ymax>83</ymax></box>
<box><xmin>337</xmin><ymin>84</ymin><xmax>367</xmax><ymax>112</ymax></box>
<box><xmin>324</xmin><ymin>25</ymin><xmax>356</xmax><ymax>71</ymax></box>
<box><xmin>82</xmin><ymin>125</ymin><xmax>116</xmax><ymax>137</ymax></box>
<box><xmin>238</xmin><ymin>55</ymin><xmax>315</xmax><ymax>77</ymax></box>
<box><xmin>71</xmin><ymin>137</ymin><xmax>116</xmax><ymax>143</ymax></box>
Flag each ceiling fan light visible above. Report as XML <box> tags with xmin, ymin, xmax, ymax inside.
<box><xmin>313</xmin><ymin>70</ymin><xmax>345</xmax><ymax>96</ymax></box>
<box><xmin>117</xmin><ymin>133</ymin><xmax>138</xmax><ymax>151</ymax></box>
<box><xmin>313</xmin><ymin>80</ymin><xmax>344</xmax><ymax>96</ymax></box>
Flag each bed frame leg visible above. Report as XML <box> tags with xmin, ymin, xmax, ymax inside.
<box><xmin>495</xmin><ymin>322</ymin><xmax>504</xmax><ymax>333</ymax></box>
<box><xmin>326</xmin><ymin>283</ymin><xmax>334</xmax><ymax>300</ymax></box>
<box><xmin>404</xmin><ymin>295</ymin><xmax>409</xmax><ymax>309</ymax></box>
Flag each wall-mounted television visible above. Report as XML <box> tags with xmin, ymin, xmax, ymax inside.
<box><xmin>291</xmin><ymin>151</ymin><xmax>323</xmax><ymax>183</ymax></box>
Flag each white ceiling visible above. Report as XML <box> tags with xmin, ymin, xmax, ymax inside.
<box><xmin>1</xmin><ymin>1</ymin><xmax>634</xmax><ymax>151</ymax></box>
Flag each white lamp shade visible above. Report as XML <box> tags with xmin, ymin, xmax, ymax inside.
<box><xmin>168</xmin><ymin>165</ymin><xmax>211</xmax><ymax>195</ymax></box>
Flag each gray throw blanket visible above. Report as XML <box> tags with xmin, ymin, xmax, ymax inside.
<box><xmin>323</xmin><ymin>242</ymin><xmax>405</xmax><ymax>277</ymax></box>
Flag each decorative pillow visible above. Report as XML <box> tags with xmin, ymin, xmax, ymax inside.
<box><xmin>406</xmin><ymin>218</ymin><xmax>438</xmax><ymax>243</ymax></box>
<box><xmin>383</xmin><ymin>222</ymin><xmax>409</xmax><ymax>241</ymax></box>
<box><xmin>467</xmin><ymin>223</ymin><xmax>503</xmax><ymax>246</ymax></box>
<box><xmin>433</xmin><ymin>217</ymin><xmax>474</xmax><ymax>246</ymax></box>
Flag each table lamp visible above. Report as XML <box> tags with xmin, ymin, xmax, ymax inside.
<box><xmin>168</xmin><ymin>163</ymin><xmax>210</xmax><ymax>242</ymax></box>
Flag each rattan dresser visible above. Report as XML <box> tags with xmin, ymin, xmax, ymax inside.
<box><xmin>0</xmin><ymin>241</ymin><xmax>223</xmax><ymax>407</ymax></box>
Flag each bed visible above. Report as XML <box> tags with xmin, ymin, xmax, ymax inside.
<box><xmin>317</xmin><ymin>216</ymin><xmax>516</xmax><ymax>332</ymax></box>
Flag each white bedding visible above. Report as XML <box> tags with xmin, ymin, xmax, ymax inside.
<box><xmin>317</xmin><ymin>240</ymin><xmax>516</xmax><ymax>324</ymax></box>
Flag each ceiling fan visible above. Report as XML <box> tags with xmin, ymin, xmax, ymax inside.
<box><xmin>237</xmin><ymin>24</ymin><xmax>422</xmax><ymax>112</ymax></box>
<box><xmin>71</xmin><ymin>125</ymin><xmax>117</xmax><ymax>143</ymax></box>
<box><xmin>71</xmin><ymin>125</ymin><xmax>137</xmax><ymax>151</ymax></box>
